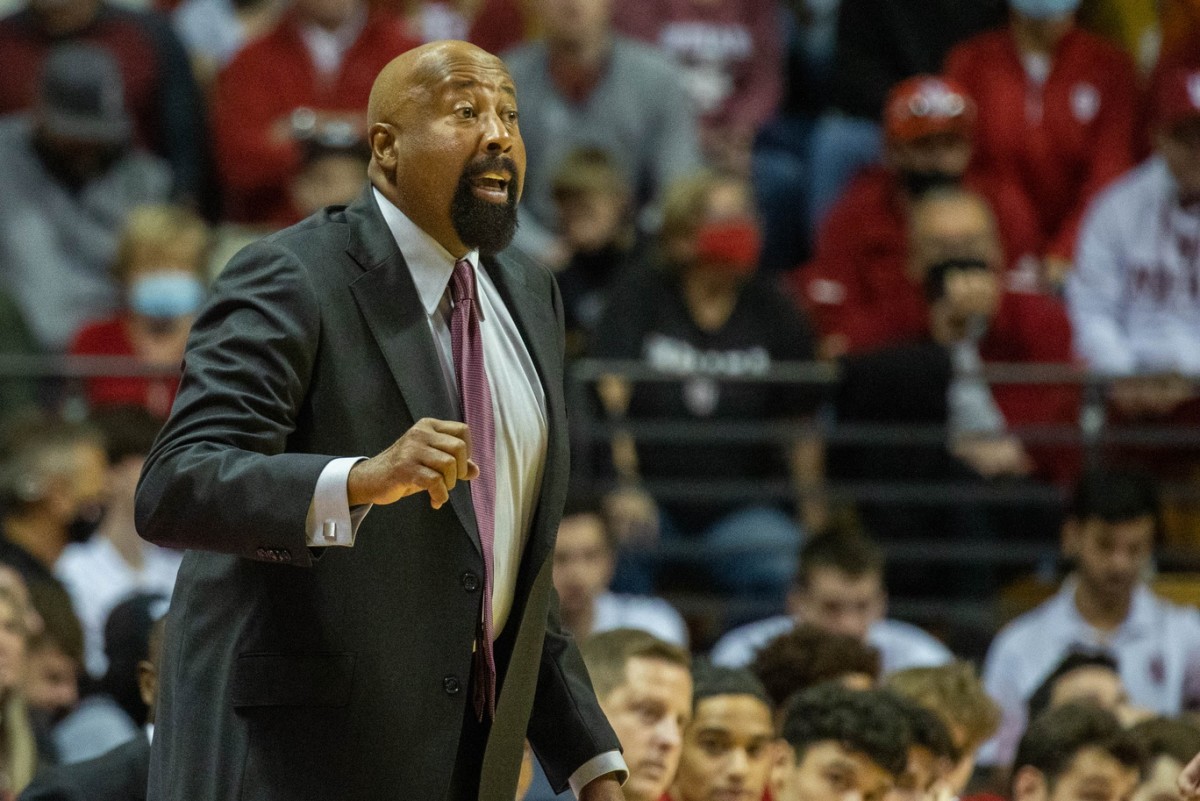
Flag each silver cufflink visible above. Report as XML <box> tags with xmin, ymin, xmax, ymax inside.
<box><xmin>322</xmin><ymin>520</ymin><xmax>338</xmax><ymax>542</ymax></box>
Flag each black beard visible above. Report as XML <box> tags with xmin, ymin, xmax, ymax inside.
<box><xmin>450</xmin><ymin>156</ymin><xmax>519</xmax><ymax>256</ymax></box>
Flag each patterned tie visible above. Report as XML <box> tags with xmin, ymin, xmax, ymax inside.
<box><xmin>449</xmin><ymin>258</ymin><xmax>497</xmax><ymax>721</ymax></box>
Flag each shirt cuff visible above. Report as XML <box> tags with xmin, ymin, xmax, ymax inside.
<box><xmin>568</xmin><ymin>751</ymin><xmax>627</xmax><ymax>797</ymax></box>
<box><xmin>305</xmin><ymin>457</ymin><xmax>372</xmax><ymax>547</ymax></box>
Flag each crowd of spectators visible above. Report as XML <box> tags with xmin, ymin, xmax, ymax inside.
<box><xmin>1</xmin><ymin>0</ymin><xmax>1200</xmax><ymax>797</ymax></box>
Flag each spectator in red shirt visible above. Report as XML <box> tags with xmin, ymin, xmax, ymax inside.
<box><xmin>794</xmin><ymin>76</ymin><xmax>1042</xmax><ymax>359</ymax></box>
<box><xmin>70</xmin><ymin>204</ymin><xmax>210</xmax><ymax>418</ymax></box>
<box><xmin>945</xmin><ymin>0</ymin><xmax>1140</xmax><ymax>290</ymax></box>
<box><xmin>610</xmin><ymin>0</ymin><xmax>782</xmax><ymax>176</ymax></box>
<box><xmin>210</xmin><ymin>0</ymin><xmax>418</xmax><ymax>222</ymax></box>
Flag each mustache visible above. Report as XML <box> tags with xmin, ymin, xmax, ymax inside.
<box><xmin>462</xmin><ymin>155</ymin><xmax>519</xmax><ymax>182</ymax></box>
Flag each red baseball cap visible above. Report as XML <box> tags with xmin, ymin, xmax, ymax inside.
<box><xmin>1154</xmin><ymin>65</ymin><xmax>1200</xmax><ymax>130</ymax></box>
<box><xmin>885</xmin><ymin>76</ymin><xmax>976</xmax><ymax>143</ymax></box>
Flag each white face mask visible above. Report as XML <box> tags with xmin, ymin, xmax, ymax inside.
<box><xmin>129</xmin><ymin>271</ymin><xmax>206</xmax><ymax>319</ymax></box>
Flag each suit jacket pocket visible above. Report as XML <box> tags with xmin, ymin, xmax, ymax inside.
<box><xmin>231</xmin><ymin>652</ymin><xmax>356</xmax><ymax>709</ymax></box>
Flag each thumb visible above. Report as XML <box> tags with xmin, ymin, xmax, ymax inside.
<box><xmin>465</xmin><ymin>459</ymin><xmax>480</xmax><ymax>480</ymax></box>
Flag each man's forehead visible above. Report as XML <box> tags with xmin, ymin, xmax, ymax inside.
<box><xmin>432</xmin><ymin>63</ymin><xmax>517</xmax><ymax>97</ymax></box>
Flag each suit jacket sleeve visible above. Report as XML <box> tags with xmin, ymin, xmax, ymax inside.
<box><xmin>526</xmin><ymin>274</ymin><xmax>621</xmax><ymax>793</ymax></box>
<box><xmin>135</xmin><ymin>238</ymin><xmax>338</xmax><ymax>566</ymax></box>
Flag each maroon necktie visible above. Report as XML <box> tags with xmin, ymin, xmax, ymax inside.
<box><xmin>449</xmin><ymin>258</ymin><xmax>497</xmax><ymax>721</ymax></box>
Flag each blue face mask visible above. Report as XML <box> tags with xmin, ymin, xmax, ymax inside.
<box><xmin>129</xmin><ymin>272</ymin><xmax>205</xmax><ymax>319</ymax></box>
<box><xmin>1009</xmin><ymin>0</ymin><xmax>1081</xmax><ymax>19</ymax></box>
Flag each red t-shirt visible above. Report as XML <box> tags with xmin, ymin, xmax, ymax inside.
<box><xmin>69</xmin><ymin>316</ymin><xmax>180</xmax><ymax>418</ymax></box>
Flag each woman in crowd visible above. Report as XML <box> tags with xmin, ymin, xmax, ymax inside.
<box><xmin>69</xmin><ymin>205</ymin><xmax>210</xmax><ymax>418</ymax></box>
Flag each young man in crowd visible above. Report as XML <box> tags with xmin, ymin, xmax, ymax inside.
<box><xmin>750</xmin><ymin>624</ymin><xmax>882</xmax><ymax>713</ymax></box>
<box><xmin>667</xmin><ymin>664</ymin><xmax>775</xmax><ymax>801</ymax></box>
<box><xmin>1026</xmin><ymin>651</ymin><xmax>1151</xmax><ymax>730</ymax></box>
<box><xmin>887</xmin><ymin>697</ymin><xmax>957</xmax><ymax>801</ymax></box>
<box><xmin>774</xmin><ymin>684</ymin><xmax>911</xmax><ymax>801</ymax></box>
<box><xmin>981</xmin><ymin>469</ymin><xmax>1200</xmax><ymax>767</ymax></box>
<box><xmin>887</xmin><ymin>663</ymin><xmax>1000</xmax><ymax>801</ymax></box>
<box><xmin>711</xmin><ymin>531</ymin><xmax>950</xmax><ymax>675</ymax></box>
<box><xmin>1008</xmin><ymin>704</ymin><xmax>1143</xmax><ymax>801</ymax></box>
<box><xmin>552</xmin><ymin>495</ymin><xmax>687</xmax><ymax>647</ymax></box>
<box><xmin>1127</xmin><ymin>718</ymin><xmax>1200</xmax><ymax>801</ymax></box>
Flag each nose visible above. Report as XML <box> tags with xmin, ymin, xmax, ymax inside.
<box><xmin>652</xmin><ymin>715</ymin><xmax>683</xmax><ymax>750</ymax></box>
<box><xmin>727</xmin><ymin>747</ymin><xmax>750</xmax><ymax>778</ymax></box>
<box><xmin>481</xmin><ymin>109</ymin><xmax>513</xmax><ymax>155</ymax></box>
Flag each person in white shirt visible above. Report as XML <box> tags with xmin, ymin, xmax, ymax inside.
<box><xmin>553</xmin><ymin>494</ymin><xmax>687</xmax><ymax>648</ymax></box>
<box><xmin>980</xmin><ymin>468</ymin><xmax>1200</xmax><ymax>767</ymax></box>
<box><xmin>56</xmin><ymin>407</ymin><xmax>182</xmax><ymax>680</ymax></box>
<box><xmin>710</xmin><ymin>529</ymin><xmax>951</xmax><ymax>675</ymax></box>
<box><xmin>1067</xmin><ymin>63</ymin><xmax>1200</xmax><ymax>414</ymax></box>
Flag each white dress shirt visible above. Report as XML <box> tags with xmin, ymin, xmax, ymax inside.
<box><xmin>709</xmin><ymin>614</ymin><xmax>952</xmax><ymax>675</ymax></box>
<box><xmin>979</xmin><ymin>577</ymin><xmax>1200</xmax><ymax>767</ymax></box>
<box><xmin>306</xmin><ymin>189</ymin><xmax>626</xmax><ymax>792</ymax></box>
<box><xmin>592</xmin><ymin>592</ymin><xmax>689</xmax><ymax>648</ymax></box>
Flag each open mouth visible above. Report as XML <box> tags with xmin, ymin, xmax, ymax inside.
<box><xmin>469</xmin><ymin>171</ymin><xmax>512</xmax><ymax>203</ymax></box>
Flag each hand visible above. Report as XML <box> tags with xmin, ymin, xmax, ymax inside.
<box><xmin>952</xmin><ymin>436</ymin><xmax>1033</xmax><ymax>479</ymax></box>
<box><xmin>603</xmin><ymin>486</ymin><xmax>659</xmax><ymax>547</ymax></box>
<box><xmin>1180</xmin><ymin>750</ymin><xmax>1200</xmax><ymax>799</ymax></box>
<box><xmin>578</xmin><ymin>775</ymin><xmax>625</xmax><ymax>801</ymax></box>
<box><xmin>346</xmin><ymin>418</ymin><xmax>479</xmax><ymax>509</ymax></box>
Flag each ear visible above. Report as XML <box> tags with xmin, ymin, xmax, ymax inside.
<box><xmin>1061</xmin><ymin>517</ymin><xmax>1080</xmax><ymax>559</ymax></box>
<box><xmin>771</xmin><ymin>741</ymin><xmax>799</xmax><ymax>801</ymax></box>
<box><xmin>367</xmin><ymin>122</ymin><xmax>398</xmax><ymax>171</ymax></box>
<box><xmin>137</xmin><ymin>659</ymin><xmax>157</xmax><ymax>716</ymax></box>
<box><xmin>1013</xmin><ymin>766</ymin><xmax>1048</xmax><ymax>801</ymax></box>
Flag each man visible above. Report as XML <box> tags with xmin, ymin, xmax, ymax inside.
<box><xmin>552</xmin><ymin>495</ymin><xmax>687</xmax><ymax>646</ymax></box>
<box><xmin>796</xmin><ymin>75</ymin><xmax>1041</xmax><ymax>359</ymax></box>
<box><xmin>710</xmin><ymin>531</ymin><xmax>951</xmax><ymax>675</ymax></box>
<box><xmin>885</xmin><ymin>697</ymin><xmax>956</xmax><ymax>801</ymax></box>
<box><xmin>1009</xmin><ymin>704</ymin><xmax>1143</xmax><ymax>801</ymax></box>
<box><xmin>0</xmin><ymin>414</ymin><xmax>105</xmax><ymax>658</ymax></box>
<box><xmin>211</xmin><ymin>0</ymin><xmax>419</xmax><ymax>222</ymax></box>
<box><xmin>750</xmin><ymin>624</ymin><xmax>882</xmax><ymax>713</ymax></box>
<box><xmin>56</xmin><ymin>406</ymin><xmax>180</xmax><ymax>680</ymax></box>
<box><xmin>0</xmin><ymin>43</ymin><xmax>172</xmax><ymax>351</ymax></box>
<box><xmin>20</xmin><ymin>611</ymin><xmax>166</xmax><ymax>800</ymax></box>
<box><xmin>981</xmin><ymin>468</ymin><xmax>1200</xmax><ymax>767</ymax></box>
<box><xmin>1066</xmin><ymin>64</ymin><xmax>1200</xmax><ymax>455</ymax></box>
<box><xmin>1026</xmin><ymin>651</ymin><xmax>1151</xmax><ymax>729</ymax></box>
<box><xmin>1127</xmin><ymin>718</ymin><xmax>1200</xmax><ymax>801</ymax></box>
<box><xmin>945</xmin><ymin>0</ymin><xmax>1139</xmax><ymax>289</ymax></box>
<box><xmin>774</xmin><ymin>684</ymin><xmax>911</xmax><ymax>801</ymax></box>
<box><xmin>135</xmin><ymin>40</ymin><xmax>624</xmax><ymax>801</ymax></box>
<box><xmin>501</xmin><ymin>0</ymin><xmax>701</xmax><ymax>267</ymax></box>
<box><xmin>580</xmin><ymin>630</ymin><xmax>692</xmax><ymax>801</ymax></box>
<box><xmin>886</xmin><ymin>663</ymin><xmax>1000</xmax><ymax>801</ymax></box>
<box><xmin>667</xmin><ymin>664</ymin><xmax>775</xmax><ymax>801</ymax></box>
<box><xmin>0</xmin><ymin>0</ymin><xmax>212</xmax><ymax>212</ymax></box>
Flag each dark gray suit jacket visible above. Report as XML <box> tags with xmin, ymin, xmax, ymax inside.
<box><xmin>19</xmin><ymin>734</ymin><xmax>149</xmax><ymax>801</ymax></box>
<box><xmin>134</xmin><ymin>187</ymin><xmax>619</xmax><ymax>801</ymax></box>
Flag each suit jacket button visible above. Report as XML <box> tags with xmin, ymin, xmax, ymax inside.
<box><xmin>256</xmin><ymin>548</ymin><xmax>268</xmax><ymax>559</ymax></box>
<box><xmin>461</xmin><ymin>572</ymin><xmax>479</xmax><ymax>592</ymax></box>
<box><xmin>279</xmin><ymin>549</ymin><xmax>291</xmax><ymax>561</ymax></box>
<box><xmin>443</xmin><ymin>676</ymin><xmax>461</xmax><ymax>695</ymax></box>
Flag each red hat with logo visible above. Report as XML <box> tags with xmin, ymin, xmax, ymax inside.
<box><xmin>1153</xmin><ymin>65</ymin><xmax>1200</xmax><ymax>130</ymax></box>
<box><xmin>884</xmin><ymin>76</ymin><xmax>976</xmax><ymax>143</ymax></box>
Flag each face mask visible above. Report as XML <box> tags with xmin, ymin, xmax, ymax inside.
<box><xmin>694</xmin><ymin>219</ymin><xmax>761</xmax><ymax>275</ymax></box>
<box><xmin>66</xmin><ymin>502</ymin><xmax>104</xmax><ymax>544</ymax></box>
<box><xmin>1009</xmin><ymin>0</ymin><xmax>1081</xmax><ymax>20</ymax></box>
<box><xmin>129</xmin><ymin>272</ymin><xmax>205</xmax><ymax>320</ymax></box>
<box><xmin>899</xmin><ymin>169</ymin><xmax>961</xmax><ymax>198</ymax></box>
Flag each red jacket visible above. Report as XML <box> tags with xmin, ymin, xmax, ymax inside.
<box><xmin>69</xmin><ymin>316</ymin><xmax>181</xmax><ymax>418</ymax></box>
<box><xmin>792</xmin><ymin>166</ymin><xmax>1043</xmax><ymax>354</ymax></box>
<box><xmin>945</xmin><ymin>27</ymin><xmax>1140</xmax><ymax>261</ymax></box>
<box><xmin>212</xmin><ymin>11</ymin><xmax>418</xmax><ymax>222</ymax></box>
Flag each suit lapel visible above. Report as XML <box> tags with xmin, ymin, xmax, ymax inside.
<box><xmin>343</xmin><ymin>187</ymin><xmax>482</xmax><ymax>554</ymax></box>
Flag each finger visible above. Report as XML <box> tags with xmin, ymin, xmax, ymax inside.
<box><xmin>465</xmin><ymin>458</ymin><xmax>480</xmax><ymax>480</ymax></box>
<box><xmin>424</xmin><ymin>473</ymin><xmax>450</xmax><ymax>509</ymax></box>
<box><xmin>424</xmin><ymin>448</ymin><xmax>458</xmax><ymax>493</ymax></box>
<box><xmin>425</xmin><ymin>431</ymin><xmax>472</xmax><ymax>479</ymax></box>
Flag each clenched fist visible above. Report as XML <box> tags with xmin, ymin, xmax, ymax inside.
<box><xmin>347</xmin><ymin>418</ymin><xmax>480</xmax><ymax>509</ymax></box>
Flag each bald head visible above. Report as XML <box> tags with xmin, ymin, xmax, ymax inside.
<box><xmin>368</xmin><ymin>41</ymin><xmax>510</xmax><ymax>131</ymax></box>
<box><xmin>366</xmin><ymin>40</ymin><xmax>524</xmax><ymax>257</ymax></box>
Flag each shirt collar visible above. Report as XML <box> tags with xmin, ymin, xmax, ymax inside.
<box><xmin>298</xmin><ymin>6</ymin><xmax>367</xmax><ymax>77</ymax></box>
<box><xmin>1056</xmin><ymin>575</ymin><xmax>1158</xmax><ymax>637</ymax></box>
<box><xmin>372</xmin><ymin>187</ymin><xmax>480</xmax><ymax>316</ymax></box>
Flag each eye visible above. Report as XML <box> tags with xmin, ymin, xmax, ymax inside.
<box><xmin>455</xmin><ymin>106</ymin><xmax>475</xmax><ymax>119</ymax></box>
<box><xmin>505</xmin><ymin>109</ymin><xmax>519</xmax><ymax>123</ymax></box>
